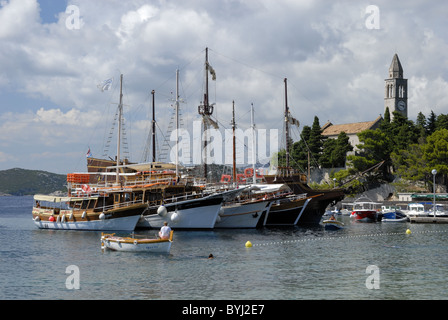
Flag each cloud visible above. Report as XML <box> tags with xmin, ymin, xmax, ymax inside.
<box><xmin>0</xmin><ymin>0</ymin><xmax>40</xmax><ymax>39</ymax></box>
<box><xmin>0</xmin><ymin>0</ymin><xmax>447</xmax><ymax>173</ymax></box>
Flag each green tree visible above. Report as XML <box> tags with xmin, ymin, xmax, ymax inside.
<box><xmin>416</xmin><ymin>111</ymin><xmax>427</xmax><ymax>140</ymax></box>
<box><xmin>308</xmin><ymin>116</ymin><xmax>325</xmax><ymax>166</ymax></box>
<box><xmin>320</xmin><ymin>131</ymin><xmax>353</xmax><ymax>168</ymax></box>
<box><xmin>380</xmin><ymin>107</ymin><xmax>392</xmax><ymax>134</ymax></box>
<box><xmin>422</xmin><ymin>128</ymin><xmax>448</xmax><ymax>185</ymax></box>
<box><xmin>347</xmin><ymin>128</ymin><xmax>392</xmax><ymax>180</ymax></box>
<box><xmin>289</xmin><ymin>125</ymin><xmax>312</xmax><ymax>171</ymax></box>
<box><xmin>392</xmin><ymin>143</ymin><xmax>427</xmax><ymax>183</ymax></box>
<box><xmin>436</xmin><ymin>114</ymin><xmax>448</xmax><ymax>131</ymax></box>
<box><xmin>427</xmin><ymin>110</ymin><xmax>437</xmax><ymax>135</ymax></box>
<box><xmin>389</xmin><ymin>111</ymin><xmax>419</xmax><ymax>153</ymax></box>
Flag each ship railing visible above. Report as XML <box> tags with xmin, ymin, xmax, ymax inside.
<box><xmin>68</xmin><ymin>176</ymin><xmax>179</xmax><ymax>195</ymax></box>
<box><xmin>95</xmin><ymin>199</ymin><xmax>144</xmax><ymax>212</ymax></box>
<box><xmin>156</xmin><ymin>191</ymin><xmax>205</xmax><ymax>206</ymax></box>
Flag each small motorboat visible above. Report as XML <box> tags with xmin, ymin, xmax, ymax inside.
<box><xmin>322</xmin><ymin>219</ymin><xmax>345</xmax><ymax>230</ymax></box>
<box><xmin>406</xmin><ymin>203</ymin><xmax>428</xmax><ymax>217</ymax></box>
<box><xmin>352</xmin><ymin>198</ymin><xmax>381</xmax><ymax>222</ymax></box>
<box><xmin>428</xmin><ymin>204</ymin><xmax>448</xmax><ymax>218</ymax></box>
<box><xmin>101</xmin><ymin>231</ymin><xmax>173</xmax><ymax>253</ymax></box>
<box><xmin>382</xmin><ymin>210</ymin><xmax>409</xmax><ymax>222</ymax></box>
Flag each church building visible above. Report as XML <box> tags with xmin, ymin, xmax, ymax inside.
<box><xmin>321</xmin><ymin>53</ymin><xmax>408</xmax><ymax>154</ymax></box>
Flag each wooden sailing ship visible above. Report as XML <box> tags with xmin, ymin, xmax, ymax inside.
<box><xmin>32</xmin><ymin>75</ymin><xmax>148</xmax><ymax>231</ymax></box>
<box><xmin>263</xmin><ymin>78</ymin><xmax>345</xmax><ymax>225</ymax></box>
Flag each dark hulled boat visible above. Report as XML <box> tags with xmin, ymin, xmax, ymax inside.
<box><xmin>264</xmin><ymin>172</ymin><xmax>344</xmax><ymax>225</ymax></box>
<box><xmin>264</xmin><ymin>78</ymin><xmax>345</xmax><ymax>225</ymax></box>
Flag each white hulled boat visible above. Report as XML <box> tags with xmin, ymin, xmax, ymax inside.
<box><xmin>215</xmin><ymin>199</ymin><xmax>272</xmax><ymax>229</ymax></box>
<box><xmin>406</xmin><ymin>203</ymin><xmax>428</xmax><ymax>217</ymax></box>
<box><xmin>138</xmin><ymin>188</ymin><xmax>244</xmax><ymax>229</ymax></box>
<box><xmin>101</xmin><ymin>231</ymin><xmax>173</xmax><ymax>253</ymax></box>
<box><xmin>32</xmin><ymin>193</ymin><xmax>146</xmax><ymax>231</ymax></box>
<box><xmin>351</xmin><ymin>198</ymin><xmax>381</xmax><ymax>222</ymax></box>
<box><xmin>32</xmin><ymin>75</ymin><xmax>147</xmax><ymax>232</ymax></box>
<box><xmin>428</xmin><ymin>204</ymin><xmax>448</xmax><ymax>217</ymax></box>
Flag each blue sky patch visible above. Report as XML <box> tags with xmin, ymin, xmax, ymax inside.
<box><xmin>38</xmin><ymin>0</ymin><xmax>68</xmax><ymax>24</ymax></box>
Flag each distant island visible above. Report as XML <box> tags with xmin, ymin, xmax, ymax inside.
<box><xmin>0</xmin><ymin>168</ymin><xmax>67</xmax><ymax>196</ymax></box>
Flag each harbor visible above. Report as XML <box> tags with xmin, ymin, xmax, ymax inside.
<box><xmin>2</xmin><ymin>195</ymin><xmax>448</xmax><ymax>300</ymax></box>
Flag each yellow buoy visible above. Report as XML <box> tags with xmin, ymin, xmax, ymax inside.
<box><xmin>406</xmin><ymin>229</ymin><xmax>411</xmax><ymax>235</ymax></box>
<box><xmin>245</xmin><ymin>241</ymin><xmax>253</xmax><ymax>248</ymax></box>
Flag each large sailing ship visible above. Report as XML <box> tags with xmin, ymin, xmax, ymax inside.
<box><xmin>263</xmin><ymin>78</ymin><xmax>345</xmax><ymax>225</ymax></box>
<box><xmin>83</xmin><ymin>67</ymin><xmax>237</xmax><ymax>230</ymax></box>
<box><xmin>60</xmin><ymin>49</ymin><xmax>343</xmax><ymax>230</ymax></box>
<box><xmin>32</xmin><ymin>75</ymin><xmax>148</xmax><ymax>231</ymax></box>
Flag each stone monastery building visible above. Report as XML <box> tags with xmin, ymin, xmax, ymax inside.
<box><xmin>321</xmin><ymin>54</ymin><xmax>408</xmax><ymax>154</ymax></box>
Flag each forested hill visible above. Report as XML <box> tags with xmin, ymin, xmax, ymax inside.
<box><xmin>0</xmin><ymin>168</ymin><xmax>67</xmax><ymax>196</ymax></box>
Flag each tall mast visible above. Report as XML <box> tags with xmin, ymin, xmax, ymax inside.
<box><xmin>198</xmin><ymin>47</ymin><xmax>213</xmax><ymax>180</ymax></box>
<box><xmin>175</xmin><ymin>69</ymin><xmax>180</xmax><ymax>178</ymax></box>
<box><xmin>251</xmin><ymin>103</ymin><xmax>256</xmax><ymax>185</ymax></box>
<box><xmin>205</xmin><ymin>48</ymin><xmax>209</xmax><ymax>113</ymax></box>
<box><xmin>116</xmin><ymin>74</ymin><xmax>123</xmax><ymax>184</ymax></box>
<box><xmin>284</xmin><ymin>78</ymin><xmax>290</xmax><ymax>168</ymax></box>
<box><xmin>232</xmin><ymin>101</ymin><xmax>236</xmax><ymax>184</ymax></box>
<box><xmin>151</xmin><ymin>89</ymin><xmax>156</xmax><ymax>163</ymax></box>
<box><xmin>204</xmin><ymin>47</ymin><xmax>209</xmax><ymax>180</ymax></box>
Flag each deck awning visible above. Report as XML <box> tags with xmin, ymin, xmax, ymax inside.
<box><xmin>411</xmin><ymin>194</ymin><xmax>448</xmax><ymax>200</ymax></box>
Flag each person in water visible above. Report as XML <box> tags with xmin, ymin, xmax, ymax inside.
<box><xmin>158</xmin><ymin>222</ymin><xmax>171</xmax><ymax>240</ymax></box>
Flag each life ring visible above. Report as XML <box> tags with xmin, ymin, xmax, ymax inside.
<box><xmin>220</xmin><ymin>175</ymin><xmax>231</xmax><ymax>183</ymax></box>
<box><xmin>244</xmin><ymin>168</ymin><xmax>254</xmax><ymax>177</ymax></box>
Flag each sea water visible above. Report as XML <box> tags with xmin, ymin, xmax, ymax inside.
<box><xmin>0</xmin><ymin>196</ymin><xmax>447</xmax><ymax>300</ymax></box>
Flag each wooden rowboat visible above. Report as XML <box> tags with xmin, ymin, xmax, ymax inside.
<box><xmin>101</xmin><ymin>231</ymin><xmax>173</xmax><ymax>253</ymax></box>
<box><xmin>322</xmin><ymin>219</ymin><xmax>345</xmax><ymax>230</ymax></box>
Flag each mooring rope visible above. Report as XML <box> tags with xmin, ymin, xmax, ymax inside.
<box><xmin>247</xmin><ymin>229</ymin><xmax>448</xmax><ymax>247</ymax></box>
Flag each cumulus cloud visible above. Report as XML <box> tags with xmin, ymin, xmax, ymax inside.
<box><xmin>0</xmin><ymin>0</ymin><xmax>447</xmax><ymax>173</ymax></box>
<box><xmin>0</xmin><ymin>0</ymin><xmax>40</xmax><ymax>38</ymax></box>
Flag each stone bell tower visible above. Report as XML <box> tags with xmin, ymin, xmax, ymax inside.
<box><xmin>384</xmin><ymin>54</ymin><xmax>408</xmax><ymax>118</ymax></box>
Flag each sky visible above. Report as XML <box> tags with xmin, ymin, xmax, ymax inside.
<box><xmin>0</xmin><ymin>0</ymin><xmax>447</xmax><ymax>174</ymax></box>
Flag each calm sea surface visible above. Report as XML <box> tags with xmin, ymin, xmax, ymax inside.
<box><xmin>1</xmin><ymin>195</ymin><xmax>447</xmax><ymax>300</ymax></box>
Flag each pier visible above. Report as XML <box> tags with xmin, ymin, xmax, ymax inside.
<box><xmin>410</xmin><ymin>217</ymin><xmax>448</xmax><ymax>224</ymax></box>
